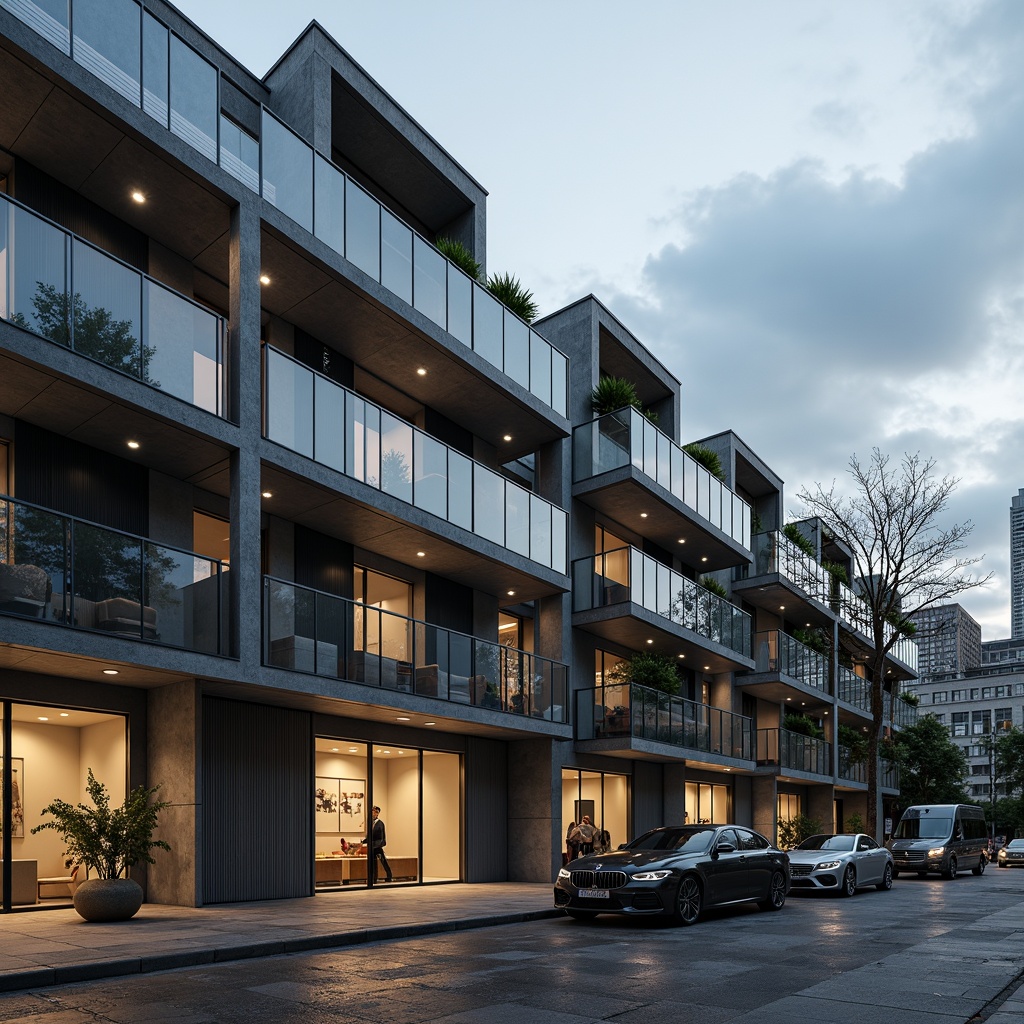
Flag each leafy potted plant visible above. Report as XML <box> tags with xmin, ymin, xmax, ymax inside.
<box><xmin>32</xmin><ymin>769</ymin><xmax>170</xmax><ymax>922</ymax></box>
<box><xmin>682</xmin><ymin>442</ymin><xmax>725</xmax><ymax>481</ymax></box>
<box><xmin>486</xmin><ymin>272</ymin><xmax>539</xmax><ymax>323</ymax></box>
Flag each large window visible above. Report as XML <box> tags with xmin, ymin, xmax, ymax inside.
<box><xmin>687</xmin><ymin>780</ymin><xmax>732</xmax><ymax>825</ymax></box>
<box><xmin>314</xmin><ymin>737</ymin><xmax>460</xmax><ymax>890</ymax></box>
<box><xmin>2</xmin><ymin>703</ymin><xmax>126</xmax><ymax>911</ymax></box>
<box><xmin>561</xmin><ymin>768</ymin><xmax>629</xmax><ymax>853</ymax></box>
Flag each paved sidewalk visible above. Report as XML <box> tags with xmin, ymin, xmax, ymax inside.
<box><xmin>0</xmin><ymin>883</ymin><xmax>557</xmax><ymax>992</ymax></box>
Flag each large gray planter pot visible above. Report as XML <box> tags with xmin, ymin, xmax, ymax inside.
<box><xmin>72</xmin><ymin>878</ymin><xmax>143</xmax><ymax>922</ymax></box>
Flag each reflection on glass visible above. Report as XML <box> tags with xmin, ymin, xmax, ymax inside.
<box><xmin>314</xmin><ymin>373</ymin><xmax>345</xmax><ymax>473</ymax></box>
<box><xmin>530</xmin><ymin>331</ymin><xmax>551</xmax><ymax>407</ymax></box>
<box><xmin>73</xmin><ymin>0</ymin><xmax>140</xmax><ymax>104</ymax></box>
<box><xmin>345</xmin><ymin>181</ymin><xmax>380</xmax><ymax>279</ymax></box>
<box><xmin>314</xmin><ymin>156</ymin><xmax>345</xmax><ymax>255</ymax></box>
<box><xmin>413</xmin><ymin>237</ymin><xmax>446</xmax><ymax>329</ymax></box>
<box><xmin>446</xmin><ymin>265</ymin><xmax>472</xmax><ymax>347</ymax></box>
<box><xmin>505</xmin><ymin>484</ymin><xmax>529</xmax><ymax>557</ymax></box>
<box><xmin>1</xmin><ymin>0</ymin><xmax>70</xmax><ymax>53</ymax></box>
<box><xmin>551</xmin><ymin>350</ymin><xmax>568</xmax><ymax>417</ymax></box>
<box><xmin>261</xmin><ymin>110</ymin><xmax>312</xmax><ymax>231</ymax></box>
<box><xmin>169</xmin><ymin>35</ymin><xmax>217</xmax><ymax>162</ymax></box>
<box><xmin>472</xmin><ymin>284</ymin><xmax>502</xmax><ymax>369</ymax></box>
<box><xmin>473</xmin><ymin>470</ymin><xmax>504</xmax><ymax>545</ymax></box>
<box><xmin>5</xmin><ymin>204</ymin><xmax>68</xmax><ymax>344</ymax></box>
<box><xmin>72</xmin><ymin>239</ymin><xmax>142</xmax><ymax>376</ymax></box>
<box><xmin>381</xmin><ymin>211</ymin><xmax>412</xmax><ymax>304</ymax></box>
<box><xmin>266</xmin><ymin>348</ymin><xmax>313</xmax><ymax>456</ymax></box>
<box><xmin>380</xmin><ymin>412</ymin><xmax>413</xmax><ymax>503</ymax></box>
<box><xmin>413</xmin><ymin>433</ymin><xmax>447</xmax><ymax>518</ymax></box>
<box><xmin>141</xmin><ymin>11</ymin><xmax>168</xmax><ymax>124</ymax></box>
<box><xmin>503</xmin><ymin>310</ymin><xmax>529</xmax><ymax>388</ymax></box>
<box><xmin>220</xmin><ymin>115</ymin><xmax>259</xmax><ymax>193</ymax></box>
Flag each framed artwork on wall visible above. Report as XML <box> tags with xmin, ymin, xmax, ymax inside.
<box><xmin>315</xmin><ymin>777</ymin><xmax>340</xmax><ymax>833</ymax></box>
<box><xmin>3</xmin><ymin>757</ymin><xmax>25</xmax><ymax>838</ymax></box>
<box><xmin>338</xmin><ymin>779</ymin><xmax>365</xmax><ymax>832</ymax></box>
<box><xmin>315</xmin><ymin>777</ymin><xmax>366</xmax><ymax>834</ymax></box>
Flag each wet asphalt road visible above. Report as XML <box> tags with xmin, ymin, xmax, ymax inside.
<box><xmin>1</xmin><ymin>869</ymin><xmax>1023</xmax><ymax>1023</ymax></box>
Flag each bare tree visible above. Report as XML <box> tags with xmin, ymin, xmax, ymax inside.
<box><xmin>797</xmin><ymin>449</ymin><xmax>990</xmax><ymax>838</ymax></box>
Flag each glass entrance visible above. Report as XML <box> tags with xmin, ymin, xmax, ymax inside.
<box><xmin>561</xmin><ymin>768</ymin><xmax>629</xmax><ymax>859</ymax></box>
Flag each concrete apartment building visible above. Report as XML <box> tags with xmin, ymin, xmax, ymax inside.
<box><xmin>0</xmin><ymin>0</ymin><xmax>917</xmax><ymax>912</ymax></box>
<box><xmin>907</xmin><ymin>603</ymin><xmax>982</xmax><ymax>684</ymax></box>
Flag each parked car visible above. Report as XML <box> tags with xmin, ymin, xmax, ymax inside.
<box><xmin>997</xmin><ymin>839</ymin><xmax>1024</xmax><ymax>868</ymax></box>
<box><xmin>887</xmin><ymin>804</ymin><xmax>988</xmax><ymax>879</ymax></box>
<box><xmin>553</xmin><ymin>824</ymin><xmax>790</xmax><ymax>925</ymax></box>
<box><xmin>787</xmin><ymin>833</ymin><xmax>894</xmax><ymax>896</ymax></box>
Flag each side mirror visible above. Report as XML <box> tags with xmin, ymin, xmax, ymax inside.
<box><xmin>715</xmin><ymin>841</ymin><xmax>736</xmax><ymax>854</ymax></box>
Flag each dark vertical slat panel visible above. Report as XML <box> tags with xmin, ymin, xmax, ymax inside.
<box><xmin>465</xmin><ymin>736</ymin><xmax>506</xmax><ymax>881</ymax></box>
<box><xmin>424</xmin><ymin>572</ymin><xmax>473</xmax><ymax>632</ymax></box>
<box><xmin>202</xmin><ymin>698</ymin><xmax>312</xmax><ymax>903</ymax></box>
<box><xmin>632</xmin><ymin>761</ymin><xmax>663</xmax><ymax>837</ymax></box>
<box><xmin>15</xmin><ymin>422</ymin><xmax>148</xmax><ymax>534</ymax></box>
<box><xmin>294</xmin><ymin>525</ymin><xmax>352</xmax><ymax>598</ymax></box>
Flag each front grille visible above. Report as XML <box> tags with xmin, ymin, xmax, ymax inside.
<box><xmin>570</xmin><ymin>870</ymin><xmax>628</xmax><ymax>889</ymax></box>
<box><xmin>894</xmin><ymin>850</ymin><xmax>926</xmax><ymax>863</ymax></box>
<box><xmin>790</xmin><ymin>863</ymin><xmax>814</xmax><ymax>877</ymax></box>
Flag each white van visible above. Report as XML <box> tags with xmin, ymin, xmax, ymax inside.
<box><xmin>887</xmin><ymin>804</ymin><xmax>988</xmax><ymax>879</ymax></box>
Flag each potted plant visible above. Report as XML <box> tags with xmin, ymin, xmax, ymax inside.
<box><xmin>32</xmin><ymin>768</ymin><xmax>170</xmax><ymax>922</ymax></box>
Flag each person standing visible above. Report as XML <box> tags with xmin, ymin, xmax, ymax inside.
<box><xmin>362</xmin><ymin>805</ymin><xmax>393</xmax><ymax>883</ymax></box>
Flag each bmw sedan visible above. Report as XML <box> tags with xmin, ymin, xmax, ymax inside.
<box><xmin>997</xmin><ymin>839</ymin><xmax>1024</xmax><ymax>867</ymax></box>
<box><xmin>787</xmin><ymin>833</ymin><xmax>894</xmax><ymax>896</ymax></box>
<box><xmin>553</xmin><ymin>824</ymin><xmax>790</xmax><ymax>925</ymax></box>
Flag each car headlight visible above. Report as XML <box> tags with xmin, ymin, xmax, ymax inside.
<box><xmin>816</xmin><ymin>860</ymin><xmax>842</xmax><ymax>870</ymax></box>
<box><xmin>998</xmin><ymin>851</ymin><xmax>1006</xmax><ymax>860</ymax></box>
<box><xmin>557</xmin><ymin>868</ymin><xmax>570</xmax><ymax>879</ymax></box>
<box><xmin>632</xmin><ymin>869</ymin><xmax>672</xmax><ymax>881</ymax></box>
<box><xmin>928</xmin><ymin>847</ymin><xmax>946</xmax><ymax>858</ymax></box>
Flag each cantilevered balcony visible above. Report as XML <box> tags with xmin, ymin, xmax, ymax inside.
<box><xmin>263</xmin><ymin>346</ymin><xmax>568</xmax><ymax>594</ymax></box>
<box><xmin>0</xmin><ymin>494</ymin><xmax>228</xmax><ymax>654</ymax></box>
<box><xmin>572</xmin><ymin>409</ymin><xmax>751</xmax><ymax>570</ymax></box>
<box><xmin>571</xmin><ymin>547</ymin><xmax>753</xmax><ymax>673</ymax></box>
<box><xmin>0</xmin><ymin>192</ymin><xmax>226</xmax><ymax>416</ymax></box>
<box><xmin>890</xmin><ymin>697</ymin><xmax>919</xmax><ymax>729</ymax></box>
<box><xmin>756</xmin><ymin>727</ymin><xmax>831</xmax><ymax>778</ymax></box>
<box><xmin>575</xmin><ymin>682</ymin><xmax>753</xmax><ymax>764</ymax></box>
<box><xmin>740</xmin><ymin>630</ymin><xmax>831</xmax><ymax>713</ymax></box>
<box><xmin>837</xmin><ymin>745</ymin><xmax>867</xmax><ymax>786</ymax></box>
<box><xmin>837</xmin><ymin>665</ymin><xmax>872</xmax><ymax>716</ymax></box>
<box><xmin>832</xmin><ymin>582</ymin><xmax>919</xmax><ymax>677</ymax></box>
<box><xmin>880</xmin><ymin>759</ymin><xmax>900</xmax><ymax>792</ymax></box>
<box><xmin>263</xmin><ymin>577</ymin><xmax>568</xmax><ymax>723</ymax></box>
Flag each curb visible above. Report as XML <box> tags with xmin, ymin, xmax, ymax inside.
<box><xmin>0</xmin><ymin>907</ymin><xmax>563</xmax><ymax>993</ymax></box>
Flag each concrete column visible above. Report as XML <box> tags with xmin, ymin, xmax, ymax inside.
<box><xmin>807</xmin><ymin>784</ymin><xmax>835</xmax><ymax>832</ymax></box>
<box><xmin>508</xmin><ymin>737</ymin><xmax>560</xmax><ymax>882</ymax></box>
<box><xmin>146</xmin><ymin>680</ymin><xmax>201</xmax><ymax>906</ymax></box>
<box><xmin>752</xmin><ymin>774</ymin><xmax>777</xmax><ymax>843</ymax></box>
<box><xmin>664</xmin><ymin>762</ymin><xmax>687</xmax><ymax>823</ymax></box>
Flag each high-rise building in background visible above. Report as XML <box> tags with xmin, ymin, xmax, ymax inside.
<box><xmin>1011</xmin><ymin>489</ymin><xmax>1024</xmax><ymax>637</ymax></box>
<box><xmin>907</xmin><ymin>604</ymin><xmax>982</xmax><ymax>683</ymax></box>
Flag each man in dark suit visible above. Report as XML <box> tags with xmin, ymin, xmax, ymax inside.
<box><xmin>363</xmin><ymin>805</ymin><xmax>393</xmax><ymax>883</ymax></box>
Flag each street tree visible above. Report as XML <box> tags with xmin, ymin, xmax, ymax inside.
<box><xmin>884</xmin><ymin>715</ymin><xmax>970</xmax><ymax>808</ymax></box>
<box><xmin>994</xmin><ymin>727</ymin><xmax>1024</xmax><ymax>797</ymax></box>
<box><xmin>797</xmin><ymin>449</ymin><xmax>990</xmax><ymax>838</ymax></box>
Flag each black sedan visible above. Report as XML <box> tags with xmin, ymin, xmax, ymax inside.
<box><xmin>554</xmin><ymin>824</ymin><xmax>790</xmax><ymax>925</ymax></box>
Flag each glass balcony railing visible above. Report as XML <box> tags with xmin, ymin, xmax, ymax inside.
<box><xmin>576</xmin><ymin>683</ymin><xmax>752</xmax><ymax>759</ymax></box>
<box><xmin>572</xmin><ymin>408</ymin><xmax>751</xmax><ymax>549</ymax></box>
<box><xmin>751</xmin><ymin>630</ymin><xmax>829</xmax><ymax>693</ymax></box>
<box><xmin>756</xmin><ymin>727</ymin><xmax>831</xmax><ymax>776</ymax></box>
<box><xmin>263</xmin><ymin>577</ymin><xmax>568</xmax><ymax>723</ymax></box>
<box><xmin>0</xmin><ymin>494</ymin><xmax>229</xmax><ymax>654</ymax></box>
<box><xmin>837</xmin><ymin>666</ymin><xmax>871</xmax><ymax>712</ymax></box>
<box><xmin>880</xmin><ymin>759</ymin><xmax>900</xmax><ymax>789</ymax></box>
<box><xmin>741</xmin><ymin>532</ymin><xmax>832</xmax><ymax>604</ymax></box>
<box><xmin>258</xmin><ymin>110</ymin><xmax>568</xmax><ymax>417</ymax></box>
<box><xmin>0</xmin><ymin>0</ymin><xmax>570</xmax><ymax>419</ymax></box>
<box><xmin>833</xmin><ymin>582</ymin><xmax>919</xmax><ymax>672</ymax></box>
<box><xmin>838</xmin><ymin>744</ymin><xmax>866</xmax><ymax>784</ymax></box>
<box><xmin>571</xmin><ymin>546</ymin><xmax>752</xmax><ymax>659</ymax></box>
<box><xmin>891</xmin><ymin>697</ymin><xmax>919</xmax><ymax>728</ymax></box>
<box><xmin>263</xmin><ymin>346</ymin><xmax>568</xmax><ymax>575</ymax></box>
<box><xmin>0</xmin><ymin>192</ymin><xmax>226</xmax><ymax>416</ymax></box>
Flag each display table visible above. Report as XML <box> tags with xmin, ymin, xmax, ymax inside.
<box><xmin>314</xmin><ymin>855</ymin><xmax>418</xmax><ymax>884</ymax></box>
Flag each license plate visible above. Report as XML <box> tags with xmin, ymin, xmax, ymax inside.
<box><xmin>579</xmin><ymin>889</ymin><xmax>610</xmax><ymax>898</ymax></box>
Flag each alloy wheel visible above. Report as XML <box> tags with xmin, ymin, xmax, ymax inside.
<box><xmin>676</xmin><ymin>875</ymin><xmax>702</xmax><ymax>925</ymax></box>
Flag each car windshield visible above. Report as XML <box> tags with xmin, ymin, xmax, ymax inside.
<box><xmin>796</xmin><ymin>834</ymin><xmax>856</xmax><ymax>852</ymax></box>
<box><xmin>627</xmin><ymin>827</ymin><xmax>716</xmax><ymax>853</ymax></box>
<box><xmin>1007</xmin><ymin>840</ymin><xmax>1024</xmax><ymax>850</ymax></box>
<box><xmin>893</xmin><ymin>816</ymin><xmax>952</xmax><ymax>840</ymax></box>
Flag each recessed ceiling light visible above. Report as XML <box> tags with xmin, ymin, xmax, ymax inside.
<box><xmin>507</xmin><ymin>590</ymin><xmax>515</xmax><ymax>596</ymax></box>
<box><xmin>646</xmin><ymin>639</ymin><xmax>654</xmax><ymax>645</ymax></box>
<box><xmin>397</xmin><ymin>716</ymin><xmax>410</xmax><ymax>721</ymax></box>
<box><xmin>38</xmin><ymin>716</ymin><xmax>49</xmax><ymax>721</ymax></box>
<box><xmin>262</xmin><ymin>491</ymin><xmax>272</xmax><ymax>498</ymax></box>
<box><xmin>259</xmin><ymin>274</ymin><xmax>271</xmax><ymax>285</ymax></box>
<box><xmin>700</xmin><ymin>556</ymin><xmax>708</xmax><ymax>562</ymax></box>
<box><xmin>640</xmin><ymin>512</ymin><xmax>648</xmax><ymax>518</ymax></box>
<box><xmin>103</xmin><ymin>669</ymin><xmax>119</xmax><ymax>675</ymax></box>
<box><xmin>60</xmin><ymin>712</ymin><xmax>69</xmax><ymax>717</ymax></box>
<box><xmin>127</xmin><ymin>440</ymin><xmax>140</xmax><ymax>449</ymax></box>
<box><xmin>786</xmin><ymin>697</ymin><xmax>792</xmax><ymax>701</ymax></box>
<box><xmin>331</xmin><ymin>747</ymin><xmax>339</xmax><ymax>752</ymax></box>
<box><xmin>503</xmin><ymin>434</ymin><xmax>512</xmax><ymax>442</ymax></box>
<box><xmin>678</xmin><ymin>539</ymin><xmax>686</xmax><ymax>544</ymax></box>
<box><xmin>416</xmin><ymin>551</ymin><xmax>425</xmax><ymax>557</ymax></box>
<box><xmin>780</xmin><ymin>605</ymin><xmax>786</xmax><ymax>611</ymax></box>
<box><xmin>678</xmin><ymin>654</ymin><xmax>685</xmax><ymax>659</ymax></box>
<box><xmin>349</xmin><ymin>748</ymin><xmax>358</xmax><ymax>753</ymax></box>
<box><xmin>424</xmin><ymin>721</ymin><xmax>436</xmax><ymax>726</ymax></box>
<box><xmin>131</xmin><ymin>190</ymin><xmax>145</xmax><ymax>204</ymax></box>
<box><xmin>383</xmin><ymin>750</ymin><xmax>391</xmax><ymax>754</ymax></box>
<box><xmin>703</xmin><ymin>665</ymin><xmax>710</xmax><ymax>671</ymax></box>
<box><xmin>416</xmin><ymin>367</ymin><xmax>427</xmax><ymax>376</ymax></box>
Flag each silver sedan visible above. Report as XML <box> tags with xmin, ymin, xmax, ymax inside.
<box><xmin>786</xmin><ymin>833</ymin><xmax>894</xmax><ymax>896</ymax></box>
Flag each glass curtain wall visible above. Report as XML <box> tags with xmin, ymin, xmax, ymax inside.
<box><xmin>1</xmin><ymin>703</ymin><xmax>126</xmax><ymax>912</ymax></box>
<box><xmin>314</xmin><ymin>737</ymin><xmax>461</xmax><ymax>892</ymax></box>
<box><xmin>684</xmin><ymin>780</ymin><xmax>732</xmax><ymax>825</ymax></box>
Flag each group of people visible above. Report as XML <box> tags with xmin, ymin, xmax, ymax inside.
<box><xmin>565</xmin><ymin>815</ymin><xmax>612</xmax><ymax>861</ymax></box>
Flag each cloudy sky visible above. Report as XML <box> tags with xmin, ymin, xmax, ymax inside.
<box><xmin>176</xmin><ymin>0</ymin><xmax>1022</xmax><ymax>639</ymax></box>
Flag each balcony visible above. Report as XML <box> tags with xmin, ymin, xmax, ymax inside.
<box><xmin>880</xmin><ymin>759</ymin><xmax>900</xmax><ymax>791</ymax></box>
<box><xmin>741</xmin><ymin>630</ymin><xmax>830</xmax><ymax>710</ymax></box>
<box><xmin>264</xmin><ymin>577</ymin><xmax>568</xmax><ymax>724</ymax></box>
<box><xmin>733</xmin><ymin>532</ymin><xmax>834</xmax><ymax>626</ymax></box>
<box><xmin>572</xmin><ymin>547</ymin><xmax>752</xmax><ymax>672</ymax></box>
<box><xmin>837</xmin><ymin>745</ymin><xmax>867</xmax><ymax>785</ymax></box>
<box><xmin>576</xmin><ymin>682</ymin><xmax>753</xmax><ymax>763</ymax></box>
<box><xmin>0</xmin><ymin>494</ymin><xmax>228</xmax><ymax>655</ymax></box>
<box><xmin>837</xmin><ymin>666</ymin><xmax>872</xmax><ymax>715</ymax></box>
<box><xmin>263</xmin><ymin>347</ymin><xmax>568</xmax><ymax>591</ymax></box>
<box><xmin>890</xmin><ymin>697</ymin><xmax>919</xmax><ymax>729</ymax></box>
<box><xmin>0</xmin><ymin>192</ymin><xmax>226</xmax><ymax>416</ymax></box>
<box><xmin>572</xmin><ymin>408</ymin><xmax>751</xmax><ymax>570</ymax></box>
<box><xmin>756</xmin><ymin>727</ymin><xmax>831</xmax><ymax>777</ymax></box>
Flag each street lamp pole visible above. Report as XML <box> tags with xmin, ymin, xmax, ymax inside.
<box><xmin>990</xmin><ymin>728</ymin><xmax>997</xmax><ymax>844</ymax></box>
